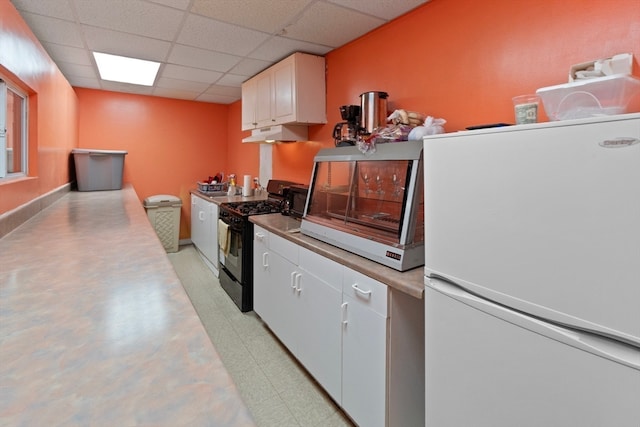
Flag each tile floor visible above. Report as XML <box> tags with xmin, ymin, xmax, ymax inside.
<box><xmin>168</xmin><ymin>245</ymin><xmax>355</xmax><ymax>427</ymax></box>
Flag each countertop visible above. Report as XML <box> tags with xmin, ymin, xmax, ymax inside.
<box><xmin>0</xmin><ymin>185</ymin><xmax>255</xmax><ymax>426</ymax></box>
<box><xmin>250</xmin><ymin>214</ymin><xmax>425</xmax><ymax>299</ymax></box>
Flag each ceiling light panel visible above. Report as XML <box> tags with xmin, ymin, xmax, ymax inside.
<box><xmin>93</xmin><ymin>52</ymin><xmax>161</xmax><ymax>86</ymax></box>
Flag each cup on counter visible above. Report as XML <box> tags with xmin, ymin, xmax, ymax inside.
<box><xmin>512</xmin><ymin>95</ymin><xmax>541</xmax><ymax>124</ymax></box>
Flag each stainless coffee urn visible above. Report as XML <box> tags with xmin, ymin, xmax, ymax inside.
<box><xmin>359</xmin><ymin>91</ymin><xmax>388</xmax><ymax>135</ymax></box>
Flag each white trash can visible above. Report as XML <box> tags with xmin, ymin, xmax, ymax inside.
<box><xmin>143</xmin><ymin>195</ymin><xmax>182</xmax><ymax>253</ymax></box>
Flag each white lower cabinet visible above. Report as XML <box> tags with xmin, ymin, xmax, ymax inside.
<box><xmin>254</xmin><ymin>226</ymin><xmax>342</xmax><ymax>401</ymax></box>
<box><xmin>253</xmin><ymin>225</ymin><xmax>423</xmax><ymax>427</ymax></box>
<box><xmin>342</xmin><ymin>269</ymin><xmax>388</xmax><ymax>427</ymax></box>
<box><xmin>297</xmin><ymin>246</ymin><xmax>342</xmax><ymax>402</ymax></box>
<box><xmin>190</xmin><ymin>194</ymin><xmax>219</xmax><ymax>276</ymax></box>
<box><xmin>253</xmin><ymin>228</ymin><xmax>271</xmax><ymax>320</ymax></box>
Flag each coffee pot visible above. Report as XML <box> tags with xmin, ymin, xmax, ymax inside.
<box><xmin>333</xmin><ymin>105</ymin><xmax>361</xmax><ymax>147</ymax></box>
<box><xmin>359</xmin><ymin>91</ymin><xmax>388</xmax><ymax>136</ymax></box>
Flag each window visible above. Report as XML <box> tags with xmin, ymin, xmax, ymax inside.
<box><xmin>1</xmin><ymin>78</ymin><xmax>28</xmax><ymax>178</ymax></box>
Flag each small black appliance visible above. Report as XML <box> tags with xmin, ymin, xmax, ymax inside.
<box><xmin>333</xmin><ymin>105</ymin><xmax>361</xmax><ymax>147</ymax></box>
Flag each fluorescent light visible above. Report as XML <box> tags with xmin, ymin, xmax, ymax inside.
<box><xmin>93</xmin><ymin>52</ymin><xmax>160</xmax><ymax>86</ymax></box>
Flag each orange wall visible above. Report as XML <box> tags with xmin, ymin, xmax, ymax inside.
<box><xmin>0</xmin><ymin>0</ymin><xmax>79</xmax><ymax>214</ymax></box>
<box><xmin>269</xmin><ymin>0</ymin><xmax>640</xmax><ymax>184</ymax></box>
<box><xmin>76</xmin><ymin>88</ymin><xmax>229</xmax><ymax>239</ymax></box>
<box><xmin>226</xmin><ymin>100</ymin><xmax>260</xmax><ymax>183</ymax></box>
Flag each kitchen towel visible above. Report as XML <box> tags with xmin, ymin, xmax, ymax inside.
<box><xmin>218</xmin><ymin>219</ymin><xmax>230</xmax><ymax>255</ymax></box>
<box><xmin>242</xmin><ymin>175</ymin><xmax>252</xmax><ymax>197</ymax></box>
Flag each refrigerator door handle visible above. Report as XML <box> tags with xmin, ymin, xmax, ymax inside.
<box><xmin>428</xmin><ymin>277</ymin><xmax>640</xmax><ymax>371</ymax></box>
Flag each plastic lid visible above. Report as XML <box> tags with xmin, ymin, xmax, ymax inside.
<box><xmin>71</xmin><ymin>149</ymin><xmax>128</xmax><ymax>155</ymax></box>
<box><xmin>143</xmin><ymin>194</ymin><xmax>182</xmax><ymax>207</ymax></box>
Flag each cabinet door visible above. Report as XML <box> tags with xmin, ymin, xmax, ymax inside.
<box><xmin>207</xmin><ymin>202</ymin><xmax>219</xmax><ymax>268</ymax></box>
<box><xmin>241</xmin><ymin>78</ymin><xmax>257</xmax><ymax>130</ymax></box>
<box><xmin>297</xmin><ymin>247</ymin><xmax>342</xmax><ymax>402</ymax></box>
<box><xmin>259</xmin><ymin>232</ymin><xmax>300</xmax><ymax>353</ymax></box>
<box><xmin>342</xmin><ymin>270</ymin><xmax>389</xmax><ymax>427</ymax></box>
<box><xmin>342</xmin><ymin>296</ymin><xmax>387</xmax><ymax>427</ymax></box>
<box><xmin>253</xmin><ymin>226</ymin><xmax>272</xmax><ymax>321</ymax></box>
<box><xmin>268</xmin><ymin>248</ymin><xmax>299</xmax><ymax>352</ymax></box>
<box><xmin>272</xmin><ymin>56</ymin><xmax>295</xmax><ymax>124</ymax></box>
<box><xmin>191</xmin><ymin>195</ymin><xmax>205</xmax><ymax>251</ymax></box>
<box><xmin>255</xmin><ymin>71</ymin><xmax>273</xmax><ymax>128</ymax></box>
<box><xmin>193</xmin><ymin>197</ymin><xmax>217</xmax><ymax>265</ymax></box>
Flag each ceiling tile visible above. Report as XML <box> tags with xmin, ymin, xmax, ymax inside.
<box><xmin>327</xmin><ymin>0</ymin><xmax>428</xmax><ymax>20</ymax></box>
<box><xmin>285</xmin><ymin>2</ymin><xmax>385</xmax><ymax>47</ymax></box>
<box><xmin>42</xmin><ymin>42</ymin><xmax>92</xmax><ymax>66</ymax></box>
<box><xmin>227</xmin><ymin>57</ymin><xmax>272</xmax><ymax>77</ymax></box>
<box><xmin>249</xmin><ymin>36</ymin><xmax>333</xmax><ymax>62</ymax></box>
<box><xmin>74</xmin><ymin>0</ymin><xmax>184</xmax><ymax>41</ymax></box>
<box><xmin>177</xmin><ymin>14</ymin><xmax>270</xmax><ymax>56</ymax></box>
<box><xmin>147</xmin><ymin>0</ymin><xmax>191</xmax><ymax>10</ymax></box>
<box><xmin>101</xmin><ymin>80</ymin><xmax>154</xmax><ymax>95</ymax></box>
<box><xmin>68</xmin><ymin>75</ymin><xmax>101</xmax><ymax>89</ymax></box>
<box><xmin>156</xmin><ymin>76</ymin><xmax>209</xmax><ymax>92</ymax></box>
<box><xmin>10</xmin><ymin>0</ymin><xmax>76</xmax><ymax>20</ymax></box>
<box><xmin>216</xmin><ymin>73</ymin><xmax>249</xmax><ymax>87</ymax></box>
<box><xmin>191</xmin><ymin>0</ymin><xmax>313</xmax><ymax>34</ymax></box>
<box><xmin>161</xmin><ymin>64</ymin><xmax>223</xmax><ymax>84</ymax></box>
<box><xmin>82</xmin><ymin>26</ymin><xmax>172</xmax><ymax>62</ymax></box>
<box><xmin>18</xmin><ymin>12</ymin><xmax>84</xmax><ymax>47</ymax></box>
<box><xmin>203</xmin><ymin>85</ymin><xmax>241</xmax><ymax>97</ymax></box>
<box><xmin>56</xmin><ymin>61</ymin><xmax>96</xmax><ymax>79</ymax></box>
<box><xmin>168</xmin><ymin>44</ymin><xmax>241</xmax><ymax>72</ymax></box>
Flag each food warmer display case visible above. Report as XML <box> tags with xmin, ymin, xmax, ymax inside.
<box><xmin>300</xmin><ymin>141</ymin><xmax>424</xmax><ymax>271</ymax></box>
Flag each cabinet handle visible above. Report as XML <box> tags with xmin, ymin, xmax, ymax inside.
<box><xmin>341</xmin><ymin>302</ymin><xmax>348</xmax><ymax>326</ymax></box>
<box><xmin>295</xmin><ymin>273</ymin><xmax>302</xmax><ymax>294</ymax></box>
<box><xmin>255</xmin><ymin>231</ymin><xmax>265</xmax><ymax>241</ymax></box>
<box><xmin>198</xmin><ymin>211</ymin><xmax>205</xmax><ymax>221</ymax></box>
<box><xmin>262</xmin><ymin>252</ymin><xmax>269</xmax><ymax>268</ymax></box>
<box><xmin>290</xmin><ymin>271</ymin><xmax>297</xmax><ymax>290</ymax></box>
<box><xmin>352</xmin><ymin>284</ymin><xmax>372</xmax><ymax>297</ymax></box>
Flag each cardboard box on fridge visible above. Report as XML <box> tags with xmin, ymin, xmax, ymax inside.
<box><xmin>569</xmin><ymin>53</ymin><xmax>633</xmax><ymax>82</ymax></box>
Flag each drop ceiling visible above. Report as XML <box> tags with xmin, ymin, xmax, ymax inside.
<box><xmin>10</xmin><ymin>0</ymin><xmax>428</xmax><ymax>104</ymax></box>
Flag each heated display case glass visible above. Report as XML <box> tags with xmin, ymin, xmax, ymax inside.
<box><xmin>301</xmin><ymin>141</ymin><xmax>424</xmax><ymax>271</ymax></box>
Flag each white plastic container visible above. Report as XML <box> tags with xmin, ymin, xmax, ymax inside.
<box><xmin>143</xmin><ymin>195</ymin><xmax>182</xmax><ymax>253</ymax></box>
<box><xmin>536</xmin><ymin>74</ymin><xmax>640</xmax><ymax>121</ymax></box>
<box><xmin>72</xmin><ymin>149</ymin><xmax>127</xmax><ymax>191</ymax></box>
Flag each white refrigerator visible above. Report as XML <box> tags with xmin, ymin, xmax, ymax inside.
<box><xmin>423</xmin><ymin>113</ymin><xmax>640</xmax><ymax>426</ymax></box>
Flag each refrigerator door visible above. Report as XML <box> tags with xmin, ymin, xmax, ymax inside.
<box><xmin>425</xmin><ymin>278</ymin><xmax>640</xmax><ymax>427</ymax></box>
<box><xmin>423</xmin><ymin>114</ymin><xmax>640</xmax><ymax>346</ymax></box>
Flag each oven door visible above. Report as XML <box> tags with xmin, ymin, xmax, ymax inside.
<box><xmin>220</xmin><ymin>215</ymin><xmax>244</xmax><ymax>284</ymax></box>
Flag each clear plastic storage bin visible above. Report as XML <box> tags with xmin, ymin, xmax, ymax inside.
<box><xmin>143</xmin><ymin>195</ymin><xmax>182</xmax><ymax>253</ymax></box>
<box><xmin>536</xmin><ymin>74</ymin><xmax>640</xmax><ymax>121</ymax></box>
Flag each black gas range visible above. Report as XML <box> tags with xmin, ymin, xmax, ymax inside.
<box><xmin>218</xmin><ymin>179</ymin><xmax>300</xmax><ymax>312</ymax></box>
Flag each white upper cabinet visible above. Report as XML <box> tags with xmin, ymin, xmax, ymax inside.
<box><xmin>241</xmin><ymin>78</ymin><xmax>258</xmax><ymax>130</ymax></box>
<box><xmin>241</xmin><ymin>52</ymin><xmax>327</xmax><ymax>131</ymax></box>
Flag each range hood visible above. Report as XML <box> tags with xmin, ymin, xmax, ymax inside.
<box><xmin>242</xmin><ymin>124</ymin><xmax>308</xmax><ymax>144</ymax></box>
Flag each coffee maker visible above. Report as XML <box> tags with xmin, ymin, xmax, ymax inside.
<box><xmin>333</xmin><ymin>105</ymin><xmax>360</xmax><ymax>146</ymax></box>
